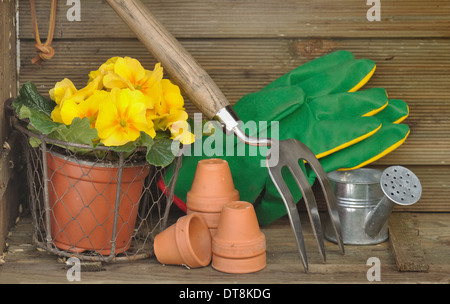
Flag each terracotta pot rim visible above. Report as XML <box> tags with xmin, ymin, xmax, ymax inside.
<box><xmin>48</xmin><ymin>150</ymin><xmax>150</xmax><ymax>169</ymax></box>
<box><xmin>213</xmin><ymin>232</ymin><xmax>266</xmax><ymax>248</ymax></box>
<box><xmin>186</xmin><ymin>191</ymin><xmax>240</xmax><ymax>212</ymax></box>
<box><xmin>186</xmin><ymin>209</ymin><xmax>221</xmax><ymax>229</ymax></box>
<box><xmin>198</xmin><ymin>158</ymin><xmax>228</xmax><ymax>165</ymax></box>
<box><xmin>212</xmin><ymin>232</ymin><xmax>266</xmax><ymax>258</ymax></box>
<box><xmin>212</xmin><ymin>252</ymin><xmax>266</xmax><ymax>274</ymax></box>
<box><xmin>47</xmin><ymin>151</ymin><xmax>150</xmax><ymax>184</ymax></box>
<box><xmin>187</xmin><ymin>189</ymin><xmax>239</xmax><ymax>201</ymax></box>
<box><xmin>175</xmin><ymin>213</ymin><xmax>212</xmax><ymax>268</ymax></box>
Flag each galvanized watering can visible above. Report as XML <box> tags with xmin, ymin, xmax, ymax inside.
<box><xmin>324</xmin><ymin>166</ymin><xmax>422</xmax><ymax>245</ymax></box>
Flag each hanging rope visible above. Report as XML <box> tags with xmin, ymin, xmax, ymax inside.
<box><xmin>30</xmin><ymin>0</ymin><xmax>57</xmax><ymax>65</ymax></box>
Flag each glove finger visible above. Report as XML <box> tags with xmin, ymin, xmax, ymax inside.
<box><xmin>307</xmin><ymin>88</ymin><xmax>388</xmax><ymax>119</ymax></box>
<box><xmin>319</xmin><ymin>123</ymin><xmax>410</xmax><ymax>172</ymax></box>
<box><xmin>299</xmin><ymin>58</ymin><xmax>376</xmax><ymax>97</ymax></box>
<box><xmin>264</xmin><ymin>50</ymin><xmax>356</xmax><ymax>89</ymax></box>
<box><xmin>233</xmin><ymin>85</ymin><xmax>305</xmax><ymax>124</ymax></box>
<box><xmin>374</xmin><ymin>99</ymin><xmax>409</xmax><ymax>123</ymax></box>
<box><xmin>275</xmin><ymin>105</ymin><xmax>382</xmax><ymax>158</ymax></box>
<box><xmin>314</xmin><ymin>98</ymin><xmax>410</xmax><ymax>171</ymax></box>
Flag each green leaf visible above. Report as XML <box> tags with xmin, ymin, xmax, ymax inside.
<box><xmin>136</xmin><ymin>132</ymin><xmax>154</xmax><ymax>150</ymax></box>
<box><xmin>48</xmin><ymin>117</ymin><xmax>98</xmax><ymax>147</ymax></box>
<box><xmin>18</xmin><ymin>105</ymin><xmax>60</xmax><ymax>135</ymax></box>
<box><xmin>13</xmin><ymin>82</ymin><xmax>56</xmax><ymax>116</ymax></box>
<box><xmin>146</xmin><ymin>137</ymin><xmax>178</xmax><ymax>167</ymax></box>
<box><xmin>110</xmin><ymin>141</ymin><xmax>138</xmax><ymax>153</ymax></box>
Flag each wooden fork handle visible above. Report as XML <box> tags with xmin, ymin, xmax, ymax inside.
<box><xmin>106</xmin><ymin>0</ymin><xmax>230</xmax><ymax>119</ymax></box>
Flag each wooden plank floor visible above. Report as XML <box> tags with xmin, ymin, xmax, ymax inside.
<box><xmin>1</xmin><ymin>211</ymin><xmax>449</xmax><ymax>284</ymax></box>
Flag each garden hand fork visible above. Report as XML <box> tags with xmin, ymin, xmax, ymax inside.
<box><xmin>106</xmin><ymin>0</ymin><xmax>344</xmax><ymax>272</ymax></box>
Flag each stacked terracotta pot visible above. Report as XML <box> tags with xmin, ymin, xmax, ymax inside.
<box><xmin>186</xmin><ymin>158</ymin><xmax>239</xmax><ymax>236</ymax></box>
<box><xmin>212</xmin><ymin>201</ymin><xmax>266</xmax><ymax>273</ymax></box>
<box><xmin>154</xmin><ymin>159</ymin><xmax>266</xmax><ymax>273</ymax></box>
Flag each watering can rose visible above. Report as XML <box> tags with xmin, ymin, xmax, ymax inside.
<box><xmin>50</xmin><ymin>56</ymin><xmax>195</xmax><ymax>146</ymax></box>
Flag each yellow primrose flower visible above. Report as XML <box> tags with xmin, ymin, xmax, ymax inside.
<box><xmin>96</xmin><ymin>88</ymin><xmax>155</xmax><ymax>146</ymax></box>
<box><xmin>153</xmin><ymin>79</ymin><xmax>185</xmax><ymax>116</ymax></box>
<box><xmin>49</xmin><ymin>77</ymin><xmax>104</xmax><ymax>124</ymax></box>
<box><xmin>157</xmin><ymin>108</ymin><xmax>188</xmax><ymax>130</ymax></box>
<box><xmin>49</xmin><ymin>78</ymin><xmax>77</xmax><ymax>104</ymax></box>
<box><xmin>103</xmin><ymin>57</ymin><xmax>163</xmax><ymax>109</ymax></box>
<box><xmin>169</xmin><ymin>120</ymin><xmax>195</xmax><ymax>145</ymax></box>
<box><xmin>60</xmin><ymin>90</ymin><xmax>110</xmax><ymax>127</ymax></box>
<box><xmin>155</xmin><ymin>108</ymin><xmax>194</xmax><ymax>144</ymax></box>
<box><xmin>88</xmin><ymin>56</ymin><xmax>119</xmax><ymax>89</ymax></box>
<box><xmin>162</xmin><ymin>79</ymin><xmax>184</xmax><ymax>110</ymax></box>
<box><xmin>49</xmin><ymin>76</ymin><xmax>102</xmax><ymax>107</ymax></box>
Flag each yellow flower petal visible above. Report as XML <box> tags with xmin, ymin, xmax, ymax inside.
<box><xmin>158</xmin><ymin>109</ymin><xmax>189</xmax><ymax>131</ymax></box>
<box><xmin>50</xmin><ymin>104</ymin><xmax>64</xmax><ymax>123</ymax></box>
<box><xmin>103</xmin><ymin>72</ymin><xmax>130</xmax><ymax>90</ymax></box>
<box><xmin>49</xmin><ymin>78</ymin><xmax>77</xmax><ymax>104</ymax></box>
<box><xmin>60</xmin><ymin>99</ymin><xmax>83</xmax><ymax>125</ymax></box>
<box><xmin>96</xmin><ymin>101</ymin><xmax>120</xmax><ymax>142</ymax></box>
<box><xmin>169</xmin><ymin>120</ymin><xmax>195</xmax><ymax>144</ymax></box>
<box><xmin>116</xmin><ymin>57</ymin><xmax>147</xmax><ymax>84</ymax></box>
<box><xmin>162</xmin><ymin>79</ymin><xmax>184</xmax><ymax>110</ymax></box>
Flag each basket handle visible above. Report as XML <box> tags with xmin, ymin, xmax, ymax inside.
<box><xmin>106</xmin><ymin>0</ymin><xmax>230</xmax><ymax>119</ymax></box>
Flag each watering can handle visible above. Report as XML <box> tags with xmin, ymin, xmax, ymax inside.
<box><xmin>106</xmin><ymin>0</ymin><xmax>230</xmax><ymax>120</ymax></box>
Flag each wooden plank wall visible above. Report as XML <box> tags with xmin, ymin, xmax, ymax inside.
<box><xmin>17</xmin><ymin>0</ymin><xmax>450</xmax><ymax>212</ymax></box>
<box><xmin>0</xmin><ymin>0</ymin><xmax>20</xmax><ymax>253</ymax></box>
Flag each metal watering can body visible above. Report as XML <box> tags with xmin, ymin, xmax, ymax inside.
<box><xmin>324</xmin><ymin>166</ymin><xmax>422</xmax><ymax>245</ymax></box>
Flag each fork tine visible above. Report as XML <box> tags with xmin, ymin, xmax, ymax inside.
<box><xmin>292</xmin><ymin>140</ymin><xmax>345</xmax><ymax>254</ymax></box>
<box><xmin>287</xmin><ymin>159</ymin><xmax>326</xmax><ymax>263</ymax></box>
<box><xmin>267</xmin><ymin>159</ymin><xmax>309</xmax><ymax>272</ymax></box>
<box><xmin>273</xmin><ymin>139</ymin><xmax>326</xmax><ymax>262</ymax></box>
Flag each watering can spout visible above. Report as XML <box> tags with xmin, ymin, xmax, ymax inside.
<box><xmin>364</xmin><ymin>197</ymin><xmax>396</xmax><ymax>238</ymax></box>
<box><xmin>365</xmin><ymin>166</ymin><xmax>422</xmax><ymax>238</ymax></box>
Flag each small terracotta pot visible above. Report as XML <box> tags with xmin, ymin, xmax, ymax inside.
<box><xmin>212</xmin><ymin>201</ymin><xmax>266</xmax><ymax>274</ymax></box>
<box><xmin>154</xmin><ymin>213</ymin><xmax>212</xmax><ymax>268</ymax></box>
<box><xmin>47</xmin><ymin>151</ymin><xmax>150</xmax><ymax>255</ymax></box>
<box><xmin>186</xmin><ymin>159</ymin><xmax>239</xmax><ymax>235</ymax></box>
<box><xmin>186</xmin><ymin>159</ymin><xmax>239</xmax><ymax>213</ymax></box>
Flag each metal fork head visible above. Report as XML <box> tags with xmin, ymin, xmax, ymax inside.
<box><xmin>214</xmin><ymin>106</ymin><xmax>343</xmax><ymax>272</ymax></box>
<box><xmin>266</xmin><ymin>139</ymin><xmax>344</xmax><ymax>272</ymax></box>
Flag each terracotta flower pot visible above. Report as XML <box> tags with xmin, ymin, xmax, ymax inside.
<box><xmin>47</xmin><ymin>151</ymin><xmax>150</xmax><ymax>255</ymax></box>
<box><xmin>154</xmin><ymin>213</ymin><xmax>212</xmax><ymax>268</ymax></box>
<box><xmin>186</xmin><ymin>159</ymin><xmax>239</xmax><ymax>235</ymax></box>
<box><xmin>212</xmin><ymin>201</ymin><xmax>266</xmax><ymax>274</ymax></box>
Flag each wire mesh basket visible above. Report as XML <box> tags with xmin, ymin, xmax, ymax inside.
<box><xmin>13</xmin><ymin>116</ymin><xmax>181</xmax><ymax>263</ymax></box>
